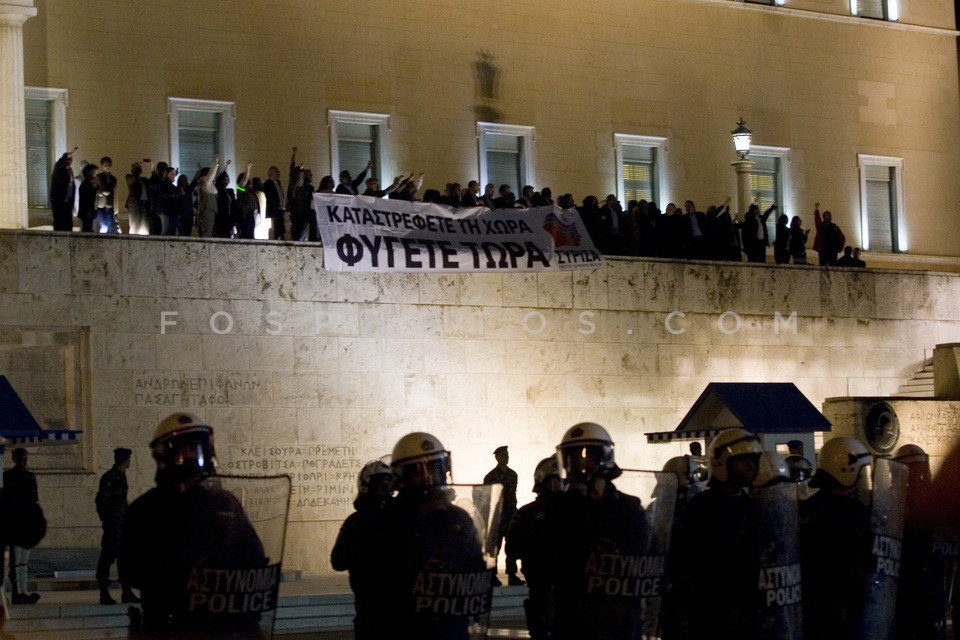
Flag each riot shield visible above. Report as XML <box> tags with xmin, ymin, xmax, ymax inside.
<box><xmin>751</xmin><ymin>482</ymin><xmax>803</xmax><ymax>640</ymax></box>
<box><xmin>607</xmin><ymin>470</ymin><xmax>678</xmax><ymax>640</ymax></box>
<box><xmin>401</xmin><ymin>483</ymin><xmax>502</xmax><ymax>640</ymax></box>
<box><xmin>932</xmin><ymin>525</ymin><xmax>960</xmax><ymax>612</ymax></box>
<box><xmin>189</xmin><ymin>474</ymin><xmax>291</xmax><ymax>640</ymax></box>
<box><xmin>860</xmin><ymin>457</ymin><xmax>907</xmax><ymax>640</ymax></box>
<box><xmin>464</xmin><ymin>483</ymin><xmax>504</xmax><ymax>568</ymax></box>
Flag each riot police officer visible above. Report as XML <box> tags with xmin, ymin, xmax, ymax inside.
<box><xmin>800</xmin><ymin>436</ymin><xmax>872</xmax><ymax>640</ymax></box>
<box><xmin>548</xmin><ymin>423</ymin><xmax>649</xmax><ymax>640</ymax></box>
<box><xmin>894</xmin><ymin>443</ymin><xmax>949</xmax><ymax>640</ymax></box>
<box><xmin>674</xmin><ymin>428</ymin><xmax>764</xmax><ymax>640</ymax></box>
<box><xmin>120</xmin><ymin>412</ymin><xmax>267</xmax><ymax>638</ymax></box>
<box><xmin>507</xmin><ymin>456</ymin><xmax>564</xmax><ymax>639</ymax></box>
<box><xmin>379</xmin><ymin>432</ymin><xmax>488</xmax><ymax>640</ymax></box>
<box><xmin>330</xmin><ymin>459</ymin><xmax>394</xmax><ymax>640</ymax></box>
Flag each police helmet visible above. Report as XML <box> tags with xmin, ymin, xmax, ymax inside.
<box><xmin>813</xmin><ymin>437</ymin><xmax>871</xmax><ymax>488</ymax></box>
<box><xmin>894</xmin><ymin>443</ymin><xmax>931</xmax><ymax>485</ymax></box>
<box><xmin>557</xmin><ymin>422</ymin><xmax>621</xmax><ymax>484</ymax></box>
<box><xmin>754</xmin><ymin>451</ymin><xmax>791</xmax><ymax>488</ymax></box>
<box><xmin>662</xmin><ymin>456</ymin><xmax>698</xmax><ymax>486</ymax></box>
<box><xmin>708</xmin><ymin>428</ymin><xmax>762</xmax><ymax>483</ymax></box>
<box><xmin>390</xmin><ymin>432</ymin><xmax>452</xmax><ymax>489</ymax></box>
<box><xmin>357</xmin><ymin>459</ymin><xmax>393</xmax><ymax>496</ymax></box>
<box><xmin>893</xmin><ymin>443</ymin><xmax>929</xmax><ymax>466</ymax></box>
<box><xmin>532</xmin><ymin>456</ymin><xmax>561</xmax><ymax>492</ymax></box>
<box><xmin>150</xmin><ymin>412</ymin><xmax>215</xmax><ymax>483</ymax></box>
<box><xmin>785</xmin><ymin>455</ymin><xmax>814</xmax><ymax>483</ymax></box>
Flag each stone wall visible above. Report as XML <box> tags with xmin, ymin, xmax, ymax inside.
<box><xmin>2</xmin><ymin>230</ymin><xmax>960</xmax><ymax>572</ymax></box>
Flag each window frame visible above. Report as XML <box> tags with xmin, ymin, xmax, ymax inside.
<box><xmin>748</xmin><ymin>144</ymin><xmax>791</xmax><ymax>219</ymax></box>
<box><xmin>613</xmin><ymin>133</ymin><xmax>668</xmax><ymax>208</ymax></box>
<box><xmin>858</xmin><ymin>154</ymin><xmax>906</xmax><ymax>253</ymax></box>
<box><xmin>328</xmin><ymin>110</ymin><xmax>392</xmax><ymax>186</ymax></box>
<box><xmin>24</xmin><ymin>86</ymin><xmax>68</xmax><ymax>208</ymax></box>
<box><xmin>851</xmin><ymin>0</ymin><xmax>899</xmax><ymax>20</ymax></box>
<box><xmin>477</xmin><ymin>122</ymin><xmax>536</xmax><ymax>193</ymax></box>
<box><xmin>167</xmin><ymin>97</ymin><xmax>236</xmax><ymax>180</ymax></box>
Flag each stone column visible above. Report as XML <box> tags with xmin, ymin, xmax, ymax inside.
<box><xmin>0</xmin><ymin>1</ymin><xmax>36</xmax><ymax>230</ymax></box>
<box><xmin>731</xmin><ymin>159</ymin><xmax>755</xmax><ymax>217</ymax></box>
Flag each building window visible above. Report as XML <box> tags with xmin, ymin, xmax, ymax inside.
<box><xmin>168</xmin><ymin>98</ymin><xmax>235</xmax><ymax>177</ymax></box>
<box><xmin>749</xmin><ymin>145</ymin><xmax>791</xmax><ymax>238</ymax></box>
<box><xmin>477</xmin><ymin>122</ymin><xmax>535</xmax><ymax>194</ymax></box>
<box><xmin>329</xmin><ymin>111</ymin><xmax>391</xmax><ymax>186</ymax></box>
<box><xmin>853</xmin><ymin>0</ymin><xmax>898</xmax><ymax>20</ymax></box>
<box><xmin>858</xmin><ymin>155</ymin><xmax>905</xmax><ymax>252</ymax></box>
<box><xmin>614</xmin><ymin>134</ymin><xmax>668</xmax><ymax>207</ymax></box>
<box><xmin>24</xmin><ymin>87</ymin><xmax>68</xmax><ymax>209</ymax></box>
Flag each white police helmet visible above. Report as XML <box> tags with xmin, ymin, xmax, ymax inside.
<box><xmin>150</xmin><ymin>412</ymin><xmax>215</xmax><ymax>482</ymax></box>
<box><xmin>813</xmin><ymin>437</ymin><xmax>871</xmax><ymax>488</ymax></box>
<box><xmin>390</xmin><ymin>432</ymin><xmax>452</xmax><ymax>489</ymax></box>
<box><xmin>662</xmin><ymin>456</ymin><xmax>698</xmax><ymax>486</ymax></box>
<box><xmin>533</xmin><ymin>456</ymin><xmax>561</xmax><ymax>492</ymax></box>
<box><xmin>557</xmin><ymin>422</ymin><xmax>621</xmax><ymax>483</ymax></box>
<box><xmin>754</xmin><ymin>451</ymin><xmax>791</xmax><ymax>488</ymax></box>
<box><xmin>357</xmin><ymin>459</ymin><xmax>393</xmax><ymax>495</ymax></box>
<box><xmin>708</xmin><ymin>428</ymin><xmax>762</xmax><ymax>483</ymax></box>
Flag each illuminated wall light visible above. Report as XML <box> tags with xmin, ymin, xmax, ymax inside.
<box><xmin>887</xmin><ymin>0</ymin><xmax>899</xmax><ymax>21</ymax></box>
<box><xmin>850</xmin><ymin>0</ymin><xmax>858</xmax><ymax>15</ymax></box>
<box><xmin>775</xmin><ymin>0</ymin><xmax>786</xmax><ymax>5</ymax></box>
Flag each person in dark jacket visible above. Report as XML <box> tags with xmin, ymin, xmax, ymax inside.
<box><xmin>3</xmin><ymin>448</ymin><xmax>44</xmax><ymax>604</ymax></box>
<box><xmin>95</xmin><ymin>447</ymin><xmax>139</xmax><ymax>605</ymax></box>
<box><xmin>120</xmin><ymin>413</ymin><xmax>266</xmax><ymax>637</ymax></box>
<box><xmin>50</xmin><ymin>148</ymin><xmax>78</xmax><ymax>231</ymax></box>
<box><xmin>335</xmin><ymin>160</ymin><xmax>373</xmax><ymax>195</ymax></box>
<box><xmin>507</xmin><ymin>456</ymin><xmax>564</xmax><ymax>640</ymax></box>
<box><xmin>331</xmin><ymin>460</ymin><xmax>394</xmax><ymax>640</ymax></box>
<box><xmin>77</xmin><ymin>163</ymin><xmax>99</xmax><ymax>233</ymax></box>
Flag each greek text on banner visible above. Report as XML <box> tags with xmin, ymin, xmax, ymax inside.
<box><xmin>314</xmin><ymin>193</ymin><xmax>605</xmax><ymax>272</ymax></box>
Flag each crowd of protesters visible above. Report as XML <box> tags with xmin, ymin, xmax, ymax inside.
<box><xmin>47</xmin><ymin>147</ymin><xmax>866</xmax><ymax>267</ymax></box>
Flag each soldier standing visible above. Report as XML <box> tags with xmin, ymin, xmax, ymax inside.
<box><xmin>3</xmin><ymin>448</ymin><xmax>44</xmax><ymax>605</ymax></box>
<box><xmin>95</xmin><ymin>447</ymin><xmax>139</xmax><ymax>605</ymax></box>
<box><xmin>483</xmin><ymin>445</ymin><xmax>524</xmax><ymax>586</ymax></box>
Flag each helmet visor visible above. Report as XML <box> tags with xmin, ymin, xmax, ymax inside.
<box><xmin>396</xmin><ymin>453</ymin><xmax>451</xmax><ymax>489</ymax></box>
<box><xmin>154</xmin><ymin>434</ymin><xmax>215</xmax><ymax>484</ymax></box>
<box><xmin>559</xmin><ymin>444</ymin><xmax>606</xmax><ymax>483</ymax></box>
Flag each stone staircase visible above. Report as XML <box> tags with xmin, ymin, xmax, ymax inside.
<box><xmin>898</xmin><ymin>356</ymin><xmax>936</xmax><ymax>397</ymax></box>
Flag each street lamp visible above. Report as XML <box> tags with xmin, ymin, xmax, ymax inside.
<box><xmin>732</xmin><ymin>118</ymin><xmax>752</xmax><ymax>160</ymax></box>
<box><xmin>730</xmin><ymin>118</ymin><xmax>755</xmax><ymax>216</ymax></box>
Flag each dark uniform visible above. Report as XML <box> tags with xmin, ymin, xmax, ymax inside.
<box><xmin>95</xmin><ymin>464</ymin><xmax>129</xmax><ymax>594</ymax></box>
<box><xmin>799</xmin><ymin>490</ymin><xmax>871</xmax><ymax>640</ymax></box>
<box><xmin>484</xmin><ymin>462</ymin><xmax>519</xmax><ymax>579</ymax></box>
<box><xmin>3</xmin><ymin>459</ymin><xmax>45</xmax><ymax>603</ymax></box>
<box><xmin>549</xmin><ymin>484</ymin><xmax>649</xmax><ymax>640</ymax></box>
<box><xmin>674</xmin><ymin>487</ymin><xmax>758</xmax><ymax>640</ymax></box>
<box><xmin>120</xmin><ymin>481</ymin><xmax>267</xmax><ymax>638</ymax></box>
<box><xmin>379</xmin><ymin>488</ymin><xmax>488</xmax><ymax>640</ymax></box>
<box><xmin>507</xmin><ymin>493</ymin><xmax>557</xmax><ymax>639</ymax></box>
<box><xmin>330</xmin><ymin>492</ymin><xmax>392</xmax><ymax>640</ymax></box>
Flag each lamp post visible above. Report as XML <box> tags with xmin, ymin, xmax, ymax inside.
<box><xmin>731</xmin><ymin>118</ymin><xmax>755</xmax><ymax>216</ymax></box>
